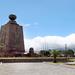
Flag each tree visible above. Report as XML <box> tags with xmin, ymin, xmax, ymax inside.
<box><xmin>68</xmin><ymin>49</ymin><xmax>74</xmax><ymax>57</ymax></box>
<box><xmin>63</xmin><ymin>50</ymin><xmax>68</xmax><ymax>57</ymax></box>
<box><xmin>63</xmin><ymin>49</ymin><xmax>74</xmax><ymax>57</ymax></box>
<box><xmin>45</xmin><ymin>51</ymin><xmax>51</xmax><ymax>57</ymax></box>
<box><xmin>52</xmin><ymin>50</ymin><xmax>60</xmax><ymax>63</ymax></box>
<box><xmin>39</xmin><ymin>50</ymin><xmax>51</xmax><ymax>57</ymax></box>
<box><xmin>39</xmin><ymin>50</ymin><xmax>45</xmax><ymax>56</ymax></box>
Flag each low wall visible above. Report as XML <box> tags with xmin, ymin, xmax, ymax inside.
<box><xmin>0</xmin><ymin>57</ymin><xmax>68</xmax><ymax>63</ymax></box>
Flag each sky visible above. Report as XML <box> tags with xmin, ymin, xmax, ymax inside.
<box><xmin>0</xmin><ymin>0</ymin><xmax>75</xmax><ymax>51</ymax></box>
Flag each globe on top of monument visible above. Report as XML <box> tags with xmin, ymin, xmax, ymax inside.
<box><xmin>9</xmin><ymin>14</ymin><xmax>17</xmax><ymax>21</ymax></box>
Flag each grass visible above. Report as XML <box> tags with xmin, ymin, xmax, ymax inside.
<box><xmin>69</xmin><ymin>59</ymin><xmax>75</xmax><ymax>62</ymax></box>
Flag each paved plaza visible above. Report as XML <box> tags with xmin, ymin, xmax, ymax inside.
<box><xmin>0</xmin><ymin>63</ymin><xmax>75</xmax><ymax>75</ymax></box>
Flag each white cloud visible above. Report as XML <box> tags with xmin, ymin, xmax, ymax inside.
<box><xmin>22</xmin><ymin>24</ymin><xmax>31</xmax><ymax>28</ymax></box>
<box><xmin>24</xmin><ymin>33</ymin><xmax>75</xmax><ymax>51</ymax></box>
<box><xmin>33</xmin><ymin>22</ymin><xmax>39</xmax><ymax>25</ymax></box>
<box><xmin>25</xmin><ymin>24</ymin><xmax>31</xmax><ymax>27</ymax></box>
<box><xmin>19</xmin><ymin>22</ymin><xmax>39</xmax><ymax>29</ymax></box>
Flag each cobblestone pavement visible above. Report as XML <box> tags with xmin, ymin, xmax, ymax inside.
<box><xmin>0</xmin><ymin>63</ymin><xmax>75</xmax><ymax>75</ymax></box>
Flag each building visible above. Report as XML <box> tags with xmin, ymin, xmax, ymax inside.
<box><xmin>0</xmin><ymin>14</ymin><xmax>25</xmax><ymax>56</ymax></box>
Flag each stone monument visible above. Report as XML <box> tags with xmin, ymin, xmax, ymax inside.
<box><xmin>0</xmin><ymin>14</ymin><xmax>25</xmax><ymax>56</ymax></box>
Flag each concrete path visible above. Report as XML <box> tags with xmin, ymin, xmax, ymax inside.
<box><xmin>0</xmin><ymin>63</ymin><xmax>75</xmax><ymax>75</ymax></box>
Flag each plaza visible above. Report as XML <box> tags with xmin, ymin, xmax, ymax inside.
<box><xmin>0</xmin><ymin>63</ymin><xmax>75</xmax><ymax>75</ymax></box>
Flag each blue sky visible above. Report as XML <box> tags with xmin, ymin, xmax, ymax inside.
<box><xmin>0</xmin><ymin>0</ymin><xmax>75</xmax><ymax>38</ymax></box>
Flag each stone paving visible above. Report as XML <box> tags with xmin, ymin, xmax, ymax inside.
<box><xmin>0</xmin><ymin>63</ymin><xmax>75</xmax><ymax>75</ymax></box>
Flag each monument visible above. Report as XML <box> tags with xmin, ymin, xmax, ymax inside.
<box><xmin>0</xmin><ymin>14</ymin><xmax>25</xmax><ymax>56</ymax></box>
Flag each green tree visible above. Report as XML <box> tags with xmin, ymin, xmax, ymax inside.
<box><xmin>63</xmin><ymin>50</ymin><xmax>68</xmax><ymax>57</ymax></box>
<box><xmin>52</xmin><ymin>50</ymin><xmax>60</xmax><ymax>63</ymax></box>
<box><xmin>39</xmin><ymin>50</ymin><xmax>51</xmax><ymax>57</ymax></box>
<box><xmin>44</xmin><ymin>51</ymin><xmax>51</xmax><ymax>57</ymax></box>
<box><xmin>63</xmin><ymin>49</ymin><xmax>74</xmax><ymax>57</ymax></box>
<box><xmin>67</xmin><ymin>49</ymin><xmax>74</xmax><ymax>57</ymax></box>
<box><xmin>39</xmin><ymin>50</ymin><xmax>45</xmax><ymax>56</ymax></box>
